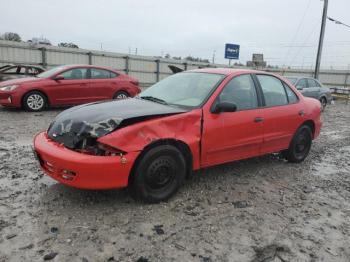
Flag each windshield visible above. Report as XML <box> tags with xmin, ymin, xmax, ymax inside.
<box><xmin>36</xmin><ymin>66</ymin><xmax>66</xmax><ymax>78</ymax></box>
<box><xmin>140</xmin><ymin>72</ymin><xmax>225</xmax><ymax>108</ymax></box>
<box><xmin>286</xmin><ymin>77</ymin><xmax>298</xmax><ymax>84</ymax></box>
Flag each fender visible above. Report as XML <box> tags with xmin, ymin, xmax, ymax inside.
<box><xmin>98</xmin><ymin>109</ymin><xmax>203</xmax><ymax>170</ymax></box>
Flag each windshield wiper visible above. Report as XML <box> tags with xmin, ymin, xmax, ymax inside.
<box><xmin>140</xmin><ymin>96</ymin><xmax>168</xmax><ymax>105</ymax></box>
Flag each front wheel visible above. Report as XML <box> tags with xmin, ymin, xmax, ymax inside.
<box><xmin>129</xmin><ymin>145</ymin><xmax>186</xmax><ymax>203</ymax></box>
<box><xmin>283</xmin><ymin>125</ymin><xmax>312</xmax><ymax>163</ymax></box>
<box><xmin>23</xmin><ymin>91</ymin><xmax>47</xmax><ymax>111</ymax></box>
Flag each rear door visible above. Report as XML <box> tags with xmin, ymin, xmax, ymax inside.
<box><xmin>88</xmin><ymin>68</ymin><xmax>115</xmax><ymax>101</ymax></box>
<box><xmin>47</xmin><ymin>67</ymin><xmax>91</xmax><ymax>105</ymax></box>
<box><xmin>201</xmin><ymin>74</ymin><xmax>264</xmax><ymax>167</ymax></box>
<box><xmin>255</xmin><ymin>74</ymin><xmax>304</xmax><ymax>154</ymax></box>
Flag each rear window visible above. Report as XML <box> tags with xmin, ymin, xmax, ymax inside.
<box><xmin>283</xmin><ymin>83</ymin><xmax>299</xmax><ymax>104</ymax></box>
<box><xmin>257</xmin><ymin>75</ymin><xmax>288</xmax><ymax>107</ymax></box>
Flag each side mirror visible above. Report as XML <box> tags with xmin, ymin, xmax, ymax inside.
<box><xmin>211</xmin><ymin>101</ymin><xmax>237</xmax><ymax>114</ymax></box>
<box><xmin>53</xmin><ymin>75</ymin><xmax>64</xmax><ymax>81</ymax></box>
<box><xmin>296</xmin><ymin>86</ymin><xmax>303</xmax><ymax>90</ymax></box>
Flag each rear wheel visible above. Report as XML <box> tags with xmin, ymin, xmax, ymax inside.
<box><xmin>113</xmin><ymin>91</ymin><xmax>129</xmax><ymax>99</ymax></box>
<box><xmin>23</xmin><ymin>91</ymin><xmax>47</xmax><ymax>111</ymax></box>
<box><xmin>320</xmin><ymin>97</ymin><xmax>327</xmax><ymax>111</ymax></box>
<box><xmin>283</xmin><ymin>125</ymin><xmax>312</xmax><ymax>163</ymax></box>
<box><xmin>130</xmin><ymin>145</ymin><xmax>186</xmax><ymax>203</ymax></box>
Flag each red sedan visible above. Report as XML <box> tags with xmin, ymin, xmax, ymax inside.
<box><xmin>0</xmin><ymin>65</ymin><xmax>140</xmax><ymax>111</ymax></box>
<box><xmin>33</xmin><ymin>69</ymin><xmax>322</xmax><ymax>202</ymax></box>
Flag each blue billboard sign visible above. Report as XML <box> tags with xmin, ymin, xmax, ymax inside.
<box><xmin>225</xmin><ymin>43</ymin><xmax>240</xmax><ymax>59</ymax></box>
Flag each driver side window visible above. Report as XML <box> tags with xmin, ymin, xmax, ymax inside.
<box><xmin>218</xmin><ymin>74</ymin><xmax>258</xmax><ymax>111</ymax></box>
<box><xmin>61</xmin><ymin>68</ymin><xmax>88</xmax><ymax>80</ymax></box>
<box><xmin>296</xmin><ymin>78</ymin><xmax>308</xmax><ymax>89</ymax></box>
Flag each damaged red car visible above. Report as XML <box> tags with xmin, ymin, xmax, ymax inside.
<box><xmin>33</xmin><ymin>69</ymin><xmax>322</xmax><ymax>202</ymax></box>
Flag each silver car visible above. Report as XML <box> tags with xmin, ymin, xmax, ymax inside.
<box><xmin>286</xmin><ymin>76</ymin><xmax>333</xmax><ymax>110</ymax></box>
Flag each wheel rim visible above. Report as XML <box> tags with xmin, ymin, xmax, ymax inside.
<box><xmin>294</xmin><ymin>130</ymin><xmax>311</xmax><ymax>158</ymax></box>
<box><xmin>27</xmin><ymin>94</ymin><xmax>44</xmax><ymax>110</ymax></box>
<box><xmin>115</xmin><ymin>93</ymin><xmax>128</xmax><ymax>99</ymax></box>
<box><xmin>145</xmin><ymin>156</ymin><xmax>176</xmax><ymax>191</ymax></box>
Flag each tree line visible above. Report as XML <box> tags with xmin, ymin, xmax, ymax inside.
<box><xmin>0</xmin><ymin>32</ymin><xmax>79</xmax><ymax>49</ymax></box>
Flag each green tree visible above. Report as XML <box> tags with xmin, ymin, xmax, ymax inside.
<box><xmin>0</xmin><ymin>32</ymin><xmax>21</xmax><ymax>42</ymax></box>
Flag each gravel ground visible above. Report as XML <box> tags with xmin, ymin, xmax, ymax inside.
<box><xmin>0</xmin><ymin>102</ymin><xmax>349</xmax><ymax>262</ymax></box>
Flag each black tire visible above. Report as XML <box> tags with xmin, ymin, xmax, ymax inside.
<box><xmin>113</xmin><ymin>91</ymin><xmax>129</xmax><ymax>99</ymax></box>
<box><xmin>130</xmin><ymin>145</ymin><xmax>186</xmax><ymax>203</ymax></box>
<box><xmin>320</xmin><ymin>97</ymin><xmax>327</xmax><ymax>111</ymax></box>
<box><xmin>23</xmin><ymin>91</ymin><xmax>47</xmax><ymax>111</ymax></box>
<box><xmin>283</xmin><ymin>125</ymin><xmax>312</xmax><ymax>163</ymax></box>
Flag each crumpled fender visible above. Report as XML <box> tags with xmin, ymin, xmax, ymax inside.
<box><xmin>98</xmin><ymin>109</ymin><xmax>202</xmax><ymax>170</ymax></box>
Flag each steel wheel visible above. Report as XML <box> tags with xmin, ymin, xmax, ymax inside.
<box><xmin>130</xmin><ymin>145</ymin><xmax>186</xmax><ymax>203</ymax></box>
<box><xmin>293</xmin><ymin>129</ymin><xmax>311</xmax><ymax>159</ymax></box>
<box><xmin>283</xmin><ymin>125</ymin><xmax>312</xmax><ymax>163</ymax></box>
<box><xmin>145</xmin><ymin>156</ymin><xmax>176</xmax><ymax>191</ymax></box>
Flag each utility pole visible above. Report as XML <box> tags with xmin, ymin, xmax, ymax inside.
<box><xmin>314</xmin><ymin>0</ymin><xmax>328</xmax><ymax>79</ymax></box>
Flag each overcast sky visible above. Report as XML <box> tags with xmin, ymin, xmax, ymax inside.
<box><xmin>1</xmin><ymin>0</ymin><xmax>350</xmax><ymax>69</ymax></box>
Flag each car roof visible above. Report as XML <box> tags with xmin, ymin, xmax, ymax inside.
<box><xmin>57</xmin><ymin>64</ymin><xmax>119</xmax><ymax>72</ymax></box>
<box><xmin>188</xmin><ymin>68</ymin><xmax>276</xmax><ymax>76</ymax></box>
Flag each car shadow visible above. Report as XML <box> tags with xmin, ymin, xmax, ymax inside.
<box><xmin>39</xmin><ymin>153</ymin><xmax>288</xmax><ymax>210</ymax></box>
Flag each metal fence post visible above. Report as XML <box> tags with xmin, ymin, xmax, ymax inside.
<box><xmin>40</xmin><ymin>47</ymin><xmax>47</xmax><ymax>68</ymax></box>
<box><xmin>155</xmin><ymin>59</ymin><xmax>160</xmax><ymax>82</ymax></box>
<box><xmin>345</xmin><ymin>72</ymin><xmax>350</xmax><ymax>105</ymax></box>
<box><xmin>87</xmin><ymin>52</ymin><xmax>93</xmax><ymax>65</ymax></box>
<box><xmin>183</xmin><ymin>62</ymin><xmax>187</xmax><ymax>71</ymax></box>
<box><xmin>125</xmin><ymin>56</ymin><xmax>129</xmax><ymax>75</ymax></box>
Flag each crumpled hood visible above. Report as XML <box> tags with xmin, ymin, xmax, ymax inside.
<box><xmin>47</xmin><ymin>98</ymin><xmax>188</xmax><ymax>149</ymax></box>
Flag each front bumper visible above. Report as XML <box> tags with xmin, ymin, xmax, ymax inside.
<box><xmin>33</xmin><ymin>132</ymin><xmax>139</xmax><ymax>189</ymax></box>
<box><xmin>0</xmin><ymin>90</ymin><xmax>21</xmax><ymax>107</ymax></box>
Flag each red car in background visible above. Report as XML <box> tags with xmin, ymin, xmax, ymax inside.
<box><xmin>34</xmin><ymin>69</ymin><xmax>322</xmax><ymax>203</ymax></box>
<box><xmin>0</xmin><ymin>65</ymin><xmax>140</xmax><ymax>111</ymax></box>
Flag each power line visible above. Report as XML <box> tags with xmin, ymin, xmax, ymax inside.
<box><xmin>282</xmin><ymin>0</ymin><xmax>312</xmax><ymax>66</ymax></box>
<box><xmin>328</xmin><ymin>17</ymin><xmax>350</xmax><ymax>28</ymax></box>
<box><xmin>288</xmin><ymin>20</ymin><xmax>320</xmax><ymax>68</ymax></box>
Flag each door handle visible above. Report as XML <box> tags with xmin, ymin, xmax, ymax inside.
<box><xmin>254</xmin><ymin>117</ymin><xmax>264</xmax><ymax>123</ymax></box>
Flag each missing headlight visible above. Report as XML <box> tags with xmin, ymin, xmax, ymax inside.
<box><xmin>75</xmin><ymin>138</ymin><xmax>125</xmax><ymax>156</ymax></box>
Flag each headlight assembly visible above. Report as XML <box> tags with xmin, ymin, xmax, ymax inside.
<box><xmin>0</xmin><ymin>85</ymin><xmax>18</xmax><ymax>91</ymax></box>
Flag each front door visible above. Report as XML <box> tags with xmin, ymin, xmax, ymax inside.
<box><xmin>201</xmin><ymin>74</ymin><xmax>264</xmax><ymax>167</ymax></box>
<box><xmin>48</xmin><ymin>68</ymin><xmax>91</xmax><ymax>105</ymax></box>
